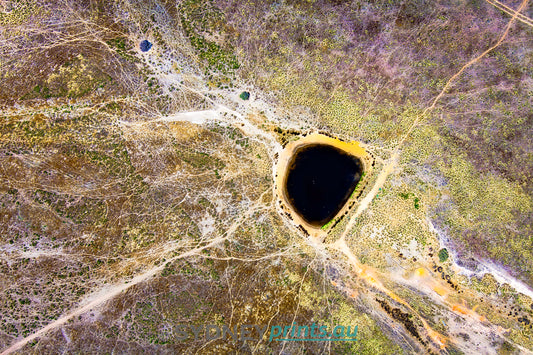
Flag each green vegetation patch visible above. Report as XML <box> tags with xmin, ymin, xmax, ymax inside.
<box><xmin>21</xmin><ymin>55</ymin><xmax>113</xmax><ymax>99</ymax></box>
<box><xmin>438</xmin><ymin>248</ymin><xmax>449</xmax><ymax>262</ymax></box>
<box><xmin>178</xmin><ymin>0</ymin><xmax>239</xmax><ymax>80</ymax></box>
<box><xmin>0</xmin><ymin>113</ymin><xmax>145</xmax><ymax>193</ymax></box>
<box><xmin>175</xmin><ymin>148</ymin><xmax>225</xmax><ymax>171</ymax></box>
<box><xmin>106</xmin><ymin>37</ymin><xmax>139</xmax><ymax>62</ymax></box>
<box><xmin>0</xmin><ymin>0</ymin><xmax>38</xmax><ymax>26</ymax></box>
<box><xmin>32</xmin><ymin>189</ymin><xmax>107</xmax><ymax>225</ymax></box>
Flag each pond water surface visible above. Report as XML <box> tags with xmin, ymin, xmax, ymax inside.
<box><xmin>285</xmin><ymin>144</ymin><xmax>363</xmax><ymax>227</ymax></box>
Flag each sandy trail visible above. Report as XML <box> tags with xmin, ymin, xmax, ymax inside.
<box><xmin>0</xmin><ymin>189</ymin><xmax>268</xmax><ymax>355</ymax></box>
<box><xmin>119</xmin><ymin>104</ymin><xmax>281</xmax><ymax>158</ymax></box>
<box><xmin>484</xmin><ymin>0</ymin><xmax>533</xmax><ymax>27</ymax></box>
<box><xmin>1</xmin><ymin>244</ymin><xmax>219</xmax><ymax>355</ymax></box>
<box><xmin>338</xmin><ymin>151</ymin><xmax>399</xmax><ymax>242</ymax></box>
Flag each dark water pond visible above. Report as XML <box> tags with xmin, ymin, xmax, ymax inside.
<box><xmin>285</xmin><ymin>144</ymin><xmax>362</xmax><ymax>227</ymax></box>
<box><xmin>140</xmin><ymin>39</ymin><xmax>152</xmax><ymax>52</ymax></box>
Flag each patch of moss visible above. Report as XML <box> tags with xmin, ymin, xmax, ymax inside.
<box><xmin>438</xmin><ymin>248</ymin><xmax>449</xmax><ymax>262</ymax></box>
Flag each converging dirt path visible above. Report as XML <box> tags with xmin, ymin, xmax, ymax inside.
<box><xmin>0</xmin><ymin>189</ymin><xmax>270</xmax><ymax>355</ymax></box>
